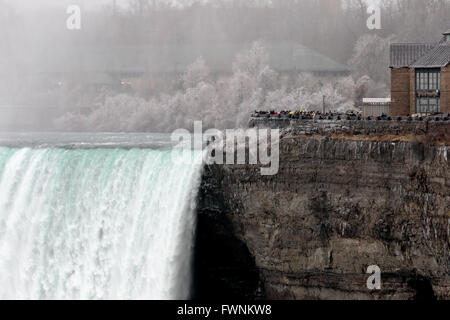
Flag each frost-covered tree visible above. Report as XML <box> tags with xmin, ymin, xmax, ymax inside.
<box><xmin>348</xmin><ymin>34</ymin><xmax>393</xmax><ymax>93</ymax></box>
<box><xmin>182</xmin><ymin>57</ymin><xmax>210</xmax><ymax>89</ymax></box>
<box><xmin>56</xmin><ymin>42</ymin><xmax>366</xmax><ymax>132</ymax></box>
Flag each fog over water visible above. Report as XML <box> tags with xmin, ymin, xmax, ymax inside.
<box><xmin>1</xmin><ymin>0</ymin><xmax>449</xmax><ymax>132</ymax></box>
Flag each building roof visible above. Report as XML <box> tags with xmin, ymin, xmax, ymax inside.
<box><xmin>390</xmin><ymin>29</ymin><xmax>450</xmax><ymax>69</ymax></box>
<box><xmin>16</xmin><ymin>42</ymin><xmax>350</xmax><ymax>75</ymax></box>
<box><xmin>411</xmin><ymin>43</ymin><xmax>450</xmax><ymax>68</ymax></box>
<box><xmin>390</xmin><ymin>43</ymin><xmax>436</xmax><ymax>68</ymax></box>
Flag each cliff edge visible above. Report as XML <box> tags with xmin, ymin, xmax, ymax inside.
<box><xmin>194</xmin><ymin>120</ymin><xmax>449</xmax><ymax>300</ymax></box>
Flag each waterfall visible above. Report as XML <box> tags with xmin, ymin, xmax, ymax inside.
<box><xmin>0</xmin><ymin>146</ymin><xmax>203</xmax><ymax>300</ymax></box>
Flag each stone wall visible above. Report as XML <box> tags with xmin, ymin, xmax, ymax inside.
<box><xmin>391</xmin><ymin>67</ymin><xmax>411</xmax><ymax>116</ymax></box>
<box><xmin>249</xmin><ymin>118</ymin><xmax>449</xmax><ymax>139</ymax></box>
<box><xmin>442</xmin><ymin>65</ymin><xmax>450</xmax><ymax>114</ymax></box>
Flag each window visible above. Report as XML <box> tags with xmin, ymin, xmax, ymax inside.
<box><xmin>415</xmin><ymin>69</ymin><xmax>441</xmax><ymax>91</ymax></box>
<box><xmin>416</xmin><ymin>97</ymin><xmax>440</xmax><ymax>113</ymax></box>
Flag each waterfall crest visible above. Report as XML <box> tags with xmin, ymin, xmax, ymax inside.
<box><xmin>0</xmin><ymin>147</ymin><xmax>203</xmax><ymax>300</ymax></box>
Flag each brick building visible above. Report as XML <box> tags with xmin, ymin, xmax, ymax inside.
<box><xmin>390</xmin><ymin>29</ymin><xmax>450</xmax><ymax>116</ymax></box>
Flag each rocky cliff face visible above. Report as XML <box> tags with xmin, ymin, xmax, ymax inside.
<box><xmin>194</xmin><ymin>121</ymin><xmax>450</xmax><ymax>300</ymax></box>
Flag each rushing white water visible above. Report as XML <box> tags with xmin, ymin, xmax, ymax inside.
<box><xmin>0</xmin><ymin>146</ymin><xmax>203</xmax><ymax>300</ymax></box>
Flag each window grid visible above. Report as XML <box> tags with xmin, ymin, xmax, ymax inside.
<box><xmin>416</xmin><ymin>97</ymin><xmax>440</xmax><ymax>113</ymax></box>
<box><xmin>415</xmin><ymin>69</ymin><xmax>441</xmax><ymax>91</ymax></box>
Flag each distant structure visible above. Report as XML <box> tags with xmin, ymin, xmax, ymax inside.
<box><xmin>21</xmin><ymin>42</ymin><xmax>350</xmax><ymax>89</ymax></box>
<box><xmin>362</xmin><ymin>98</ymin><xmax>391</xmax><ymax>117</ymax></box>
<box><xmin>390</xmin><ymin>29</ymin><xmax>450</xmax><ymax>116</ymax></box>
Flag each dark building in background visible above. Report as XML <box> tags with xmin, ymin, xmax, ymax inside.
<box><xmin>390</xmin><ymin>29</ymin><xmax>450</xmax><ymax>116</ymax></box>
<box><xmin>26</xmin><ymin>41</ymin><xmax>350</xmax><ymax>83</ymax></box>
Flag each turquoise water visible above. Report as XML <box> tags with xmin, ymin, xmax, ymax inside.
<box><xmin>0</xmin><ymin>146</ymin><xmax>203</xmax><ymax>299</ymax></box>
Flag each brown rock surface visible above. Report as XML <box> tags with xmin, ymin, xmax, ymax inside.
<box><xmin>194</xmin><ymin>124</ymin><xmax>449</xmax><ymax>300</ymax></box>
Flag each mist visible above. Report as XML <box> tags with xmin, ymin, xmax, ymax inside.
<box><xmin>1</xmin><ymin>0</ymin><xmax>449</xmax><ymax>132</ymax></box>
